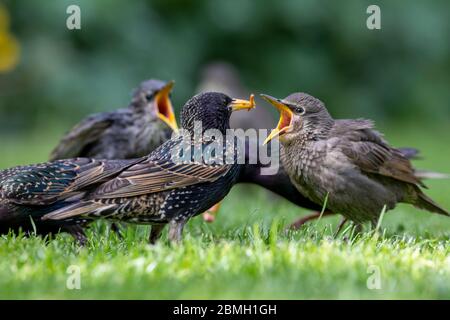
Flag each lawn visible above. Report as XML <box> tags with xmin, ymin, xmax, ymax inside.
<box><xmin>0</xmin><ymin>122</ymin><xmax>449</xmax><ymax>299</ymax></box>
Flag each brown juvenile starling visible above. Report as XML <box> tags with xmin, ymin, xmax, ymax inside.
<box><xmin>50</xmin><ymin>79</ymin><xmax>178</xmax><ymax>161</ymax></box>
<box><xmin>287</xmin><ymin>147</ymin><xmax>449</xmax><ymax>230</ymax></box>
<box><xmin>42</xmin><ymin>92</ymin><xmax>255</xmax><ymax>243</ymax></box>
<box><xmin>214</xmin><ymin>139</ymin><xmax>433</xmax><ymax>230</ymax></box>
<box><xmin>261</xmin><ymin>92</ymin><xmax>449</xmax><ymax>227</ymax></box>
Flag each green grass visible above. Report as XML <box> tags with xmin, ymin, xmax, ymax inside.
<box><xmin>0</xmin><ymin>123</ymin><xmax>449</xmax><ymax>299</ymax></box>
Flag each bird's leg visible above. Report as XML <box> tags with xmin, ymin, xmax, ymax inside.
<box><xmin>65</xmin><ymin>225</ymin><xmax>88</xmax><ymax>246</ymax></box>
<box><xmin>168</xmin><ymin>219</ymin><xmax>187</xmax><ymax>243</ymax></box>
<box><xmin>110</xmin><ymin>223</ymin><xmax>123</xmax><ymax>239</ymax></box>
<box><xmin>202</xmin><ymin>202</ymin><xmax>222</xmax><ymax>223</ymax></box>
<box><xmin>334</xmin><ymin>217</ymin><xmax>349</xmax><ymax>236</ymax></box>
<box><xmin>289</xmin><ymin>211</ymin><xmax>335</xmax><ymax>230</ymax></box>
<box><xmin>149</xmin><ymin>224</ymin><xmax>166</xmax><ymax>244</ymax></box>
<box><xmin>351</xmin><ymin>223</ymin><xmax>363</xmax><ymax>235</ymax></box>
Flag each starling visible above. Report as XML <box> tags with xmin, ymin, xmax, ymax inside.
<box><xmin>196</xmin><ymin>62</ymin><xmax>274</xmax><ymax>222</ymax></box>
<box><xmin>49</xmin><ymin>79</ymin><xmax>178</xmax><ymax>236</ymax></box>
<box><xmin>0</xmin><ymin>157</ymin><xmax>143</xmax><ymax>244</ymax></box>
<box><xmin>196</xmin><ymin>61</ymin><xmax>274</xmax><ymax>131</ymax></box>
<box><xmin>42</xmin><ymin>92</ymin><xmax>255</xmax><ymax>243</ymax></box>
<box><xmin>285</xmin><ymin>147</ymin><xmax>448</xmax><ymax>230</ymax></box>
<box><xmin>224</xmin><ymin>141</ymin><xmax>437</xmax><ymax>231</ymax></box>
<box><xmin>261</xmin><ymin>92</ymin><xmax>449</xmax><ymax>227</ymax></box>
<box><xmin>49</xmin><ymin>79</ymin><xmax>178</xmax><ymax>161</ymax></box>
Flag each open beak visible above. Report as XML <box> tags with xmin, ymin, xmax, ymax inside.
<box><xmin>230</xmin><ymin>94</ymin><xmax>256</xmax><ymax>112</ymax></box>
<box><xmin>260</xmin><ymin>94</ymin><xmax>293</xmax><ymax>145</ymax></box>
<box><xmin>155</xmin><ymin>81</ymin><xmax>178</xmax><ymax>132</ymax></box>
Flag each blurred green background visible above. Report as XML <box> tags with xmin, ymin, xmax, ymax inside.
<box><xmin>1</xmin><ymin>0</ymin><xmax>450</xmax><ymax>169</ymax></box>
<box><xmin>1</xmin><ymin>1</ymin><xmax>450</xmax><ymax>127</ymax></box>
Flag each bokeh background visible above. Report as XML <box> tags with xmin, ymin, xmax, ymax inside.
<box><xmin>0</xmin><ymin>0</ymin><xmax>449</xmax><ymax>169</ymax></box>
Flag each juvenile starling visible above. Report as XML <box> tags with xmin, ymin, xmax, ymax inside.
<box><xmin>50</xmin><ymin>79</ymin><xmax>178</xmax><ymax>161</ymax></box>
<box><xmin>216</xmin><ymin>141</ymin><xmax>437</xmax><ymax>231</ymax></box>
<box><xmin>261</xmin><ymin>92</ymin><xmax>449</xmax><ymax>227</ymax></box>
<box><xmin>42</xmin><ymin>92</ymin><xmax>255</xmax><ymax>243</ymax></box>
<box><xmin>285</xmin><ymin>147</ymin><xmax>448</xmax><ymax>230</ymax></box>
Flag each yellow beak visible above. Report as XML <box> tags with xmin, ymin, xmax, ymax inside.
<box><xmin>230</xmin><ymin>94</ymin><xmax>256</xmax><ymax>112</ymax></box>
<box><xmin>155</xmin><ymin>81</ymin><xmax>178</xmax><ymax>132</ymax></box>
<box><xmin>261</xmin><ymin>94</ymin><xmax>293</xmax><ymax>145</ymax></box>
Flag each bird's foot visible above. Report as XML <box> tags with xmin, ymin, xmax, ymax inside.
<box><xmin>66</xmin><ymin>225</ymin><xmax>88</xmax><ymax>246</ymax></box>
<box><xmin>168</xmin><ymin>219</ymin><xmax>187</xmax><ymax>244</ymax></box>
<box><xmin>333</xmin><ymin>217</ymin><xmax>349</xmax><ymax>238</ymax></box>
<box><xmin>110</xmin><ymin>223</ymin><xmax>124</xmax><ymax>239</ymax></box>
<box><xmin>149</xmin><ymin>224</ymin><xmax>165</xmax><ymax>244</ymax></box>
<box><xmin>202</xmin><ymin>202</ymin><xmax>222</xmax><ymax>223</ymax></box>
<box><xmin>288</xmin><ymin>211</ymin><xmax>335</xmax><ymax>231</ymax></box>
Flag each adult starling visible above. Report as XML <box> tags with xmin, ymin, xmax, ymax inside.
<box><xmin>261</xmin><ymin>92</ymin><xmax>449</xmax><ymax>227</ymax></box>
<box><xmin>49</xmin><ymin>79</ymin><xmax>178</xmax><ymax>161</ymax></box>
<box><xmin>196</xmin><ymin>61</ymin><xmax>274</xmax><ymax>131</ymax></box>
<box><xmin>49</xmin><ymin>79</ymin><xmax>178</xmax><ymax>235</ymax></box>
<box><xmin>196</xmin><ymin>62</ymin><xmax>274</xmax><ymax>222</ymax></box>
<box><xmin>0</xmin><ymin>157</ymin><xmax>143</xmax><ymax>244</ymax></box>
<box><xmin>42</xmin><ymin>92</ymin><xmax>255</xmax><ymax>243</ymax></box>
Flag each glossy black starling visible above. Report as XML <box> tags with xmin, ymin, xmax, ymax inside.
<box><xmin>49</xmin><ymin>79</ymin><xmax>178</xmax><ymax>161</ymax></box>
<box><xmin>196</xmin><ymin>62</ymin><xmax>274</xmax><ymax>222</ymax></box>
<box><xmin>261</xmin><ymin>92</ymin><xmax>449</xmax><ymax>227</ymax></box>
<box><xmin>196</xmin><ymin>61</ymin><xmax>274</xmax><ymax>130</ymax></box>
<box><xmin>49</xmin><ymin>79</ymin><xmax>178</xmax><ymax>236</ymax></box>
<box><xmin>42</xmin><ymin>92</ymin><xmax>255</xmax><ymax>243</ymax></box>
<box><xmin>0</xmin><ymin>157</ymin><xmax>143</xmax><ymax>244</ymax></box>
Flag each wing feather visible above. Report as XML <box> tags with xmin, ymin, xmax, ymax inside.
<box><xmin>91</xmin><ymin>140</ymin><xmax>232</xmax><ymax>199</ymax></box>
<box><xmin>333</xmin><ymin>119</ymin><xmax>424</xmax><ymax>187</ymax></box>
<box><xmin>0</xmin><ymin>158</ymin><xmax>143</xmax><ymax>205</ymax></box>
<box><xmin>49</xmin><ymin>113</ymin><xmax>117</xmax><ymax>160</ymax></box>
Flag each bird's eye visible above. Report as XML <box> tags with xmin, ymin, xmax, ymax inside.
<box><xmin>295</xmin><ymin>106</ymin><xmax>305</xmax><ymax>114</ymax></box>
<box><xmin>145</xmin><ymin>93</ymin><xmax>155</xmax><ymax>101</ymax></box>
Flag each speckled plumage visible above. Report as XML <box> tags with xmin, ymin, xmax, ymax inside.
<box><xmin>0</xmin><ymin>158</ymin><xmax>143</xmax><ymax>244</ymax></box>
<box><xmin>263</xmin><ymin>92</ymin><xmax>449</xmax><ymax>227</ymax></box>
<box><xmin>49</xmin><ymin>79</ymin><xmax>175</xmax><ymax>160</ymax></box>
<box><xmin>43</xmin><ymin>92</ymin><xmax>249</xmax><ymax>243</ymax></box>
<box><xmin>46</xmin><ymin>79</ymin><xmax>176</xmax><ymax>238</ymax></box>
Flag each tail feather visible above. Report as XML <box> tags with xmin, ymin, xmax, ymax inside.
<box><xmin>415</xmin><ymin>169</ymin><xmax>450</xmax><ymax>180</ymax></box>
<box><xmin>42</xmin><ymin>201</ymin><xmax>113</xmax><ymax>221</ymax></box>
<box><xmin>414</xmin><ymin>191</ymin><xmax>449</xmax><ymax>216</ymax></box>
<box><xmin>398</xmin><ymin>147</ymin><xmax>420</xmax><ymax>160</ymax></box>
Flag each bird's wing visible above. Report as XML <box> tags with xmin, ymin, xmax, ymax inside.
<box><xmin>91</xmin><ymin>141</ymin><xmax>232</xmax><ymax>199</ymax></box>
<box><xmin>49</xmin><ymin>112</ymin><xmax>118</xmax><ymax>160</ymax></box>
<box><xmin>333</xmin><ymin>119</ymin><xmax>425</xmax><ymax>187</ymax></box>
<box><xmin>0</xmin><ymin>158</ymin><xmax>142</xmax><ymax>206</ymax></box>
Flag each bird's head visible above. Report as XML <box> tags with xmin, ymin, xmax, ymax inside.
<box><xmin>261</xmin><ymin>92</ymin><xmax>334</xmax><ymax>145</ymax></box>
<box><xmin>131</xmin><ymin>79</ymin><xmax>178</xmax><ymax>132</ymax></box>
<box><xmin>181</xmin><ymin>92</ymin><xmax>255</xmax><ymax>135</ymax></box>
